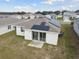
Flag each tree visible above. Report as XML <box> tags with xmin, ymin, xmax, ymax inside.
<box><xmin>75</xmin><ymin>10</ymin><xmax>79</xmax><ymax>13</ymax></box>
<box><xmin>42</xmin><ymin>11</ymin><xmax>48</xmax><ymax>15</ymax></box>
<box><xmin>35</xmin><ymin>11</ymin><xmax>53</xmax><ymax>15</ymax></box>
<box><xmin>35</xmin><ymin>11</ymin><xmax>42</xmax><ymax>14</ymax></box>
<box><xmin>17</xmin><ymin>11</ymin><xmax>26</xmax><ymax>15</ymax></box>
<box><xmin>54</xmin><ymin>11</ymin><xmax>60</xmax><ymax>15</ymax></box>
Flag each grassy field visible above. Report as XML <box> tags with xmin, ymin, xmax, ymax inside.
<box><xmin>58</xmin><ymin>24</ymin><xmax>79</xmax><ymax>59</ymax></box>
<box><xmin>0</xmin><ymin>24</ymin><xmax>79</xmax><ymax>59</ymax></box>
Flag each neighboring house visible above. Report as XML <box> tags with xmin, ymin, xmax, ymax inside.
<box><xmin>45</xmin><ymin>14</ymin><xmax>56</xmax><ymax>19</ymax></box>
<box><xmin>15</xmin><ymin>17</ymin><xmax>61</xmax><ymax>45</ymax></box>
<box><xmin>23</xmin><ymin>13</ymin><xmax>45</xmax><ymax>19</ymax></box>
<box><xmin>0</xmin><ymin>16</ymin><xmax>26</xmax><ymax>35</ymax></box>
<box><xmin>73</xmin><ymin>18</ymin><xmax>79</xmax><ymax>36</ymax></box>
<box><xmin>57</xmin><ymin>12</ymin><xmax>62</xmax><ymax>17</ymax></box>
<box><xmin>10</xmin><ymin>13</ymin><xmax>35</xmax><ymax>19</ymax></box>
<box><xmin>34</xmin><ymin>14</ymin><xmax>45</xmax><ymax>18</ymax></box>
<box><xmin>63</xmin><ymin>11</ymin><xmax>76</xmax><ymax>22</ymax></box>
<box><xmin>0</xmin><ymin>15</ymin><xmax>9</xmax><ymax>18</ymax></box>
<box><xmin>75</xmin><ymin>13</ymin><xmax>79</xmax><ymax>18</ymax></box>
<box><xmin>23</xmin><ymin>13</ymin><xmax>35</xmax><ymax>19</ymax></box>
<box><xmin>45</xmin><ymin>14</ymin><xmax>61</xmax><ymax>31</ymax></box>
<box><xmin>15</xmin><ymin>13</ymin><xmax>45</xmax><ymax>20</ymax></box>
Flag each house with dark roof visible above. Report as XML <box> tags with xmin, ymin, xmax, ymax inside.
<box><xmin>15</xmin><ymin>17</ymin><xmax>61</xmax><ymax>45</ymax></box>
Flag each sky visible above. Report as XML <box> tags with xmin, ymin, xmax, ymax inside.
<box><xmin>0</xmin><ymin>0</ymin><xmax>79</xmax><ymax>12</ymax></box>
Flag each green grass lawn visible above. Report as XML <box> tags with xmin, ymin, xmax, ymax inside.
<box><xmin>0</xmin><ymin>24</ymin><xmax>78</xmax><ymax>59</ymax></box>
<box><xmin>58</xmin><ymin>24</ymin><xmax>79</xmax><ymax>59</ymax></box>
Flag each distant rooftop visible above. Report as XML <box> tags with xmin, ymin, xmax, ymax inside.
<box><xmin>0</xmin><ymin>17</ymin><xmax>26</xmax><ymax>27</ymax></box>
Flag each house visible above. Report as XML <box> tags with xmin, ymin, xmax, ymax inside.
<box><xmin>45</xmin><ymin>14</ymin><xmax>56</xmax><ymax>19</ymax></box>
<box><xmin>0</xmin><ymin>16</ymin><xmax>26</xmax><ymax>35</ymax></box>
<box><xmin>9</xmin><ymin>13</ymin><xmax>34</xmax><ymax>19</ymax></box>
<box><xmin>73</xmin><ymin>18</ymin><xmax>79</xmax><ymax>36</ymax></box>
<box><xmin>57</xmin><ymin>12</ymin><xmax>62</xmax><ymax>18</ymax></box>
<box><xmin>0</xmin><ymin>13</ymin><xmax>61</xmax><ymax>45</ymax></box>
<box><xmin>75</xmin><ymin>12</ymin><xmax>79</xmax><ymax>18</ymax></box>
<box><xmin>45</xmin><ymin>14</ymin><xmax>61</xmax><ymax>31</ymax></box>
<box><xmin>23</xmin><ymin>13</ymin><xmax>35</xmax><ymax>19</ymax></box>
<box><xmin>63</xmin><ymin>11</ymin><xmax>76</xmax><ymax>22</ymax></box>
<box><xmin>15</xmin><ymin>17</ymin><xmax>61</xmax><ymax>45</ymax></box>
<box><xmin>34</xmin><ymin>14</ymin><xmax>45</xmax><ymax>18</ymax></box>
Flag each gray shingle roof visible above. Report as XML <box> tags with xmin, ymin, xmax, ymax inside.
<box><xmin>0</xmin><ymin>17</ymin><xmax>26</xmax><ymax>27</ymax></box>
<box><xmin>16</xmin><ymin>18</ymin><xmax>61</xmax><ymax>32</ymax></box>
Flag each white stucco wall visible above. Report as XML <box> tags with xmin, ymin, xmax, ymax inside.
<box><xmin>46</xmin><ymin>32</ymin><xmax>58</xmax><ymax>45</ymax></box>
<box><xmin>24</xmin><ymin>29</ymin><xmax>59</xmax><ymax>45</ymax></box>
<box><xmin>30</xmin><ymin>15</ymin><xmax>35</xmax><ymax>19</ymax></box>
<box><xmin>63</xmin><ymin>16</ymin><xmax>71</xmax><ymax>22</ymax></box>
<box><xmin>25</xmin><ymin>29</ymin><xmax>32</xmax><ymax>40</ymax></box>
<box><xmin>16</xmin><ymin>26</ymin><xmax>25</xmax><ymax>36</ymax></box>
<box><xmin>76</xmin><ymin>15</ymin><xmax>79</xmax><ymax>18</ymax></box>
<box><xmin>0</xmin><ymin>25</ymin><xmax>14</xmax><ymax>35</ymax></box>
<box><xmin>73</xmin><ymin>23</ymin><xmax>79</xmax><ymax>36</ymax></box>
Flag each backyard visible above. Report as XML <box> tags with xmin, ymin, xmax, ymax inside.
<box><xmin>0</xmin><ymin>24</ymin><xmax>79</xmax><ymax>59</ymax></box>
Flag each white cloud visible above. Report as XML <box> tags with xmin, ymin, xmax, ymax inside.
<box><xmin>13</xmin><ymin>6</ymin><xmax>38</xmax><ymax>13</ymax></box>
<box><xmin>42</xmin><ymin>0</ymin><xmax>54</xmax><ymax>4</ymax></box>
<box><xmin>60</xmin><ymin>5</ymin><xmax>75</xmax><ymax>11</ymax></box>
<box><xmin>69</xmin><ymin>5</ymin><xmax>73</xmax><ymax>8</ymax></box>
<box><xmin>42</xmin><ymin>0</ymin><xmax>64</xmax><ymax>5</ymax></box>
<box><xmin>61</xmin><ymin>7</ymin><xmax>70</xmax><ymax>10</ymax></box>
<box><xmin>72</xmin><ymin>0</ymin><xmax>79</xmax><ymax>2</ymax></box>
<box><xmin>32</xmin><ymin>3</ymin><xmax>37</xmax><ymax>6</ymax></box>
<box><xmin>5</xmin><ymin>0</ymin><xmax>11</xmax><ymax>2</ymax></box>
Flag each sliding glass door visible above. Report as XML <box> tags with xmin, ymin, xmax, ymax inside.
<box><xmin>40</xmin><ymin>32</ymin><xmax>46</xmax><ymax>41</ymax></box>
<box><xmin>32</xmin><ymin>31</ymin><xmax>46</xmax><ymax>42</ymax></box>
<box><xmin>32</xmin><ymin>31</ymin><xmax>38</xmax><ymax>40</ymax></box>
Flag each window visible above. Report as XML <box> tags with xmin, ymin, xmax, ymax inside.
<box><xmin>21</xmin><ymin>27</ymin><xmax>24</xmax><ymax>32</ymax></box>
<box><xmin>8</xmin><ymin>25</ymin><xmax>11</xmax><ymax>29</ymax></box>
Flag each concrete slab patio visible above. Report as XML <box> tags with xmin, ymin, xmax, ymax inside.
<box><xmin>28</xmin><ymin>40</ymin><xmax>44</xmax><ymax>48</ymax></box>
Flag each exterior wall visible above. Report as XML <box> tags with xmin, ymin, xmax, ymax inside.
<box><xmin>73</xmin><ymin>23</ymin><xmax>79</xmax><ymax>36</ymax></box>
<box><xmin>16</xmin><ymin>26</ymin><xmax>25</xmax><ymax>36</ymax></box>
<box><xmin>25</xmin><ymin>29</ymin><xmax>32</xmax><ymax>40</ymax></box>
<box><xmin>30</xmin><ymin>15</ymin><xmax>35</xmax><ymax>19</ymax></box>
<box><xmin>23</xmin><ymin>16</ymin><xmax>28</xmax><ymax>19</ymax></box>
<box><xmin>63</xmin><ymin>16</ymin><xmax>71</xmax><ymax>22</ymax></box>
<box><xmin>46</xmin><ymin>32</ymin><xmax>59</xmax><ymax>45</ymax></box>
<box><xmin>63</xmin><ymin>16</ymin><xmax>69</xmax><ymax>20</ymax></box>
<box><xmin>16</xmin><ymin>15</ymin><xmax>22</xmax><ymax>19</ymax></box>
<box><xmin>24</xmin><ymin>29</ymin><xmax>59</xmax><ymax>45</ymax></box>
<box><xmin>76</xmin><ymin>15</ymin><xmax>79</xmax><ymax>18</ymax></box>
<box><xmin>0</xmin><ymin>25</ymin><xmax>14</xmax><ymax>35</ymax></box>
<box><xmin>23</xmin><ymin>15</ymin><xmax>35</xmax><ymax>19</ymax></box>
